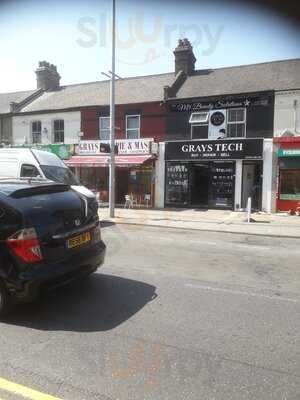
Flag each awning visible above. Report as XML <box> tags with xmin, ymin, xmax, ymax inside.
<box><xmin>65</xmin><ymin>154</ymin><xmax>154</xmax><ymax>167</ymax></box>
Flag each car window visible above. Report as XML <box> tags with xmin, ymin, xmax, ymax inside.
<box><xmin>0</xmin><ymin>201</ymin><xmax>21</xmax><ymax>239</ymax></box>
<box><xmin>40</xmin><ymin>165</ymin><xmax>79</xmax><ymax>185</ymax></box>
<box><xmin>20</xmin><ymin>164</ymin><xmax>40</xmax><ymax>178</ymax></box>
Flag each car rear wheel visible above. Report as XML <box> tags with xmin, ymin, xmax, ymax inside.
<box><xmin>0</xmin><ymin>280</ymin><xmax>12</xmax><ymax>318</ymax></box>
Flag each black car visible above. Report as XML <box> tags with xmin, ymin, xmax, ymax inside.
<box><xmin>0</xmin><ymin>179</ymin><xmax>106</xmax><ymax>316</ymax></box>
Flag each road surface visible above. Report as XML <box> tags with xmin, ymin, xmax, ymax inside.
<box><xmin>0</xmin><ymin>224</ymin><xmax>299</xmax><ymax>400</ymax></box>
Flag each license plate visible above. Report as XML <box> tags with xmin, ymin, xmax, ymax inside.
<box><xmin>67</xmin><ymin>232</ymin><xmax>91</xmax><ymax>249</ymax></box>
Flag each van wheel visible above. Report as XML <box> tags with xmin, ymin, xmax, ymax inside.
<box><xmin>0</xmin><ymin>280</ymin><xmax>12</xmax><ymax>318</ymax></box>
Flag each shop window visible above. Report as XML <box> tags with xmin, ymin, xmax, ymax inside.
<box><xmin>280</xmin><ymin>170</ymin><xmax>300</xmax><ymax>200</ymax></box>
<box><xmin>53</xmin><ymin>119</ymin><xmax>64</xmax><ymax>143</ymax></box>
<box><xmin>189</xmin><ymin>112</ymin><xmax>209</xmax><ymax>139</ymax></box>
<box><xmin>165</xmin><ymin>163</ymin><xmax>189</xmax><ymax>205</ymax></box>
<box><xmin>31</xmin><ymin>121</ymin><xmax>41</xmax><ymax>144</ymax></box>
<box><xmin>126</xmin><ymin>115</ymin><xmax>140</xmax><ymax>139</ymax></box>
<box><xmin>99</xmin><ymin>117</ymin><xmax>110</xmax><ymax>140</ymax></box>
<box><xmin>227</xmin><ymin>108</ymin><xmax>246</xmax><ymax>137</ymax></box>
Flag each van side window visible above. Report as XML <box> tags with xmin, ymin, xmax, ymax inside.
<box><xmin>20</xmin><ymin>164</ymin><xmax>40</xmax><ymax>178</ymax></box>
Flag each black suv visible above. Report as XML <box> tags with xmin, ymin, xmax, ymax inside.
<box><xmin>0</xmin><ymin>180</ymin><xmax>106</xmax><ymax>316</ymax></box>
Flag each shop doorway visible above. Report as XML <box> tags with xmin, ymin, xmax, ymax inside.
<box><xmin>190</xmin><ymin>164</ymin><xmax>210</xmax><ymax>207</ymax></box>
<box><xmin>242</xmin><ymin>161</ymin><xmax>263</xmax><ymax>210</ymax></box>
<box><xmin>116</xmin><ymin>168</ymin><xmax>129</xmax><ymax>204</ymax></box>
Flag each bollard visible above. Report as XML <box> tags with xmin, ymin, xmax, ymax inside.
<box><xmin>246</xmin><ymin>197</ymin><xmax>252</xmax><ymax>223</ymax></box>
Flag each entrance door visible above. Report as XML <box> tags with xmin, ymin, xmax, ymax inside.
<box><xmin>190</xmin><ymin>164</ymin><xmax>209</xmax><ymax>207</ymax></box>
<box><xmin>242</xmin><ymin>162</ymin><xmax>263</xmax><ymax>210</ymax></box>
<box><xmin>116</xmin><ymin>168</ymin><xmax>129</xmax><ymax>205</ymax></box>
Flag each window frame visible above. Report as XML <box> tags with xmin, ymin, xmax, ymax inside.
<box><xmin>53</xmin><ymin>119</ymin><xmax>65</xmax><ymax>143</ymax></box>
<box><xmin>189</xmin><ymin>112</ymin><xmax>209</xmax><ymax>140</ymax></box>
<box><xmin>189</xmin><ymin>112</ymin><xmax>209</xmax><ymax>124</ymax></box>
<box><xmin>126</xmin><ymin>114</ymin><xmax>140</xmax><ymax>139</ymax></box>
<box><xmin>20</xmin><ymin>164</ymin><xmax>40</xmax><ymax>178</ymax></box>
<box><xmin>226</xmin><ymin>108</ymin><xmax>247</xmax><ymax>138</ymax></box>
<box><xmin>99</xmin><ymin>116</ymin><xmax>111</xmax><ymax>140</ymax></box>
<box><xmin>191</xmin><ymin>124</ymin><xmax>209</xmax><ymax>140</ymax></box>
<box><xmin>31</xmin><ymin>120</ymin><xmax>42</xmax><ymax>144</ymax></box>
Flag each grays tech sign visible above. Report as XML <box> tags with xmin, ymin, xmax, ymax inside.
<box><xmin>165</xmin><ymin>139</ymin><xmax>264</xmax><ymax>161</ymax></box>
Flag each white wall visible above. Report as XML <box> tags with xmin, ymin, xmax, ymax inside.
<box><xmin>12</xmin><ymin>111</ymin><xmax>81</xmax><ymax>145</ymax></box>
<box><xmin>262</xmin><ymin>139</ymin><xmax>277</xmax><ymax>213</ymax></box>
<box><xmin>274</xmin><ymin>90</ymin><xmax>300</xmax><ymax>137</ymax></box>
<box><xmin>234</xmin><ymin>160</ymin><xmax>243</xmax><ymax>210</ymax></box>
<box><xmin>155</xmin><ymin>142</ymin><xmax>165</xmax><ymax>208</ymax></box>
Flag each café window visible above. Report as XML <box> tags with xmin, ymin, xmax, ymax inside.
<box><xmin>227</xmin><ymin>108</ymin><xmax>246</xmax><ymax>138</ymax></box>
<box><xmin>53</xmin><ymin>119</ymin><xmax>64</xmax><ymax>143</ymax></box>
<box><xmin>31</xmin><ymin>121</ymin><xmax>41</xmax><ymax>144</ymax></box>
<box><xmin>99</xmin><ymin>116</ymin><xmax>110</xmax><ymax>140</ymax></box>
<box><xmin>126</xmin><ymin>115</ymin><xmax>140</xmax><ymax>139</ymax></box>
<box><xmin>165</xmin><ymin>162</ymin><xmax>189</xmax><ymax>205</ymax></box>
<box><xmin>280</xmin><ymin>170</ymin><xmax>300</xmax><ymax>200</ymax></box>
<box><xmin>189</xmin><ymin>112</ymin><xmax>209</xmax><ymax>139</ymax></box>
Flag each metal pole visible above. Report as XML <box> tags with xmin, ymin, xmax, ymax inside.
<box><xmin>109</xmin><ymin>0</ymin><xmax>116</xmax><ymax>218</ymax></box>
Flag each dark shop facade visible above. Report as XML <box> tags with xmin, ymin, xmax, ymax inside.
<box><xmin>164</xmin><ymin>92</ymin><xmax>275</xmax><ymax>212</ymax></box>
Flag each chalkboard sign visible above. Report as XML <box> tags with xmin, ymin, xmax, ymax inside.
<box><xmin>166</xmin><ymin>163</ymin><xmax>189</xmax><ymax>205</ymax></box>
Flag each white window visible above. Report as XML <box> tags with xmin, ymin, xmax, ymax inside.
<box><xmin>31</xmin><ymin>121</ymin><xmax>41</xmax><ymax>144</ymax></box>
<box><xmin>189</xmin><ymin>112</ymin><xmax>209</xmax><ymax>124</ymax></box>
<box><xmin>99</xmin><ymin>116</ymin><xmax>110</xmax><ymax>140</ymax></box>
<box><xmin>126</xmin><ymin>115</ymin><xmax>140</xmax><ymax>139</ymax></box>
<box><xmin>189</xmin><ymin>112</ymin><xmax>209</xmax><ymax>139</ymax></box>
<box><xmin>227</xmin><ymin>108</ymin><xmax>246</xmax><ymax>138</ymax></box>
<box><xmin>53</xmin><ymin>119</ymin><xmax>64</xmax><ymax>143</ymax></box>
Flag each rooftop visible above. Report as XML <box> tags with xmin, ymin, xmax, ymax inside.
<box><xmin>1</xmin><ymin>58</ymin><xmax>300</xmax><ymax>114</ymax></box>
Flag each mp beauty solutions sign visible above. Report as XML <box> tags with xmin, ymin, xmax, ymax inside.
<box><xmin>77</xmin><ymin>139</ymin><xmax>152</xmax><ymax>155</ymax></box>
<box><xmin>165</xmin><ymin>138</ymin><xmax>263</xmax><ymax>161</ymax></box>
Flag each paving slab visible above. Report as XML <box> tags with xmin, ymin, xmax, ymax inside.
<box><xmin>99</xmin><ymin>208</ymin><xmax>300</xmax><ymax>238</ymax></box>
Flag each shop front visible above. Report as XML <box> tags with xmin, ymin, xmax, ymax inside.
<box><xmin>275</xmin><ymin>137</ymin><xmax>300</xmax><ymax>214</ymax></box>
<box><xmin>165</xmin><ymin>138</ymin><xmax>264</xmax><ymax>210</ymax></box>
<box><xmin>65</xmin><ymin>139</ymin><xmax>156</xmax><ymax>207</ymax></box>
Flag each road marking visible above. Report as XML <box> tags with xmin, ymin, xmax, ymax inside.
<box><xmin>0</xmin><ymin>377</ymin><xmax>63</xmax><ymax>400</ymax></box>
<box><xmin>185</xmin><ymin>283</ymin><xmax>299</xmax><ymax>303</ymax></box>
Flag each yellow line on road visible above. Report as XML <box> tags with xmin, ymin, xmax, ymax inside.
<box><xmin>0</xmin><ymin>377</ymin><xmax>63</xmax><ymax>400</ymax></box>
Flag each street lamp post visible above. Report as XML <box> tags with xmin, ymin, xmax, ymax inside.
<box><xmin>109</xmin><ymin>0</ymin><xmax>116</xmax><ymax>218</ymax></box>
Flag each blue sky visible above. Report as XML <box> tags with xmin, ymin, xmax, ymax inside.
<box><xmin>1</xmin><ymin>0</ymin><xmax>300</xmax><ymax>92</ymax></box>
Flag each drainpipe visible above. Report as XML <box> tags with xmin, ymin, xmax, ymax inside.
<box><xmin>294</xmin><ymin>99</ymin><xmax>300</xmax><ymax>134</ymax></box>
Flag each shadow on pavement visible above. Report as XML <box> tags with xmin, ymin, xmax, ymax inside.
<box><xmin>5</xmin><ymin>274</ymin><xmax>157</xmax><ymax>332</ymax></box>
<box><xmin>100</xmin><ymin>220</ymin><xmax>116</xmax><ymax>228</ymax></box>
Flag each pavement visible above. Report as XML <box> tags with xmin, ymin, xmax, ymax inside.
<box><xmin>99</xmin><ymin>207</ymin><xmax>300</xmax><ymax>238</ymax></box>
<box><xmin>0</xmin><ymin>225</ymin><xmax>299</xmax><ymax>400</ymax></box>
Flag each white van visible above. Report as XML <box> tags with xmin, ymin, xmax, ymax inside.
<box><xmin>0</xmin><ymin>148</ymin><xmax>95</xmax><ymax>198</ymax></box>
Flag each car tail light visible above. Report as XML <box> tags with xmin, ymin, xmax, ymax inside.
<box><xmin>93</xmin><ymin>223</ymin><xmax>101</xmax><ymax>243</ymax></box>
<box><xmin>6</xmin><ymin>228</ymin><xmax>43</xmax><ymax>263</ymax></box>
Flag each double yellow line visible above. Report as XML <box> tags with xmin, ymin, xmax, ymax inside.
<box><xmin>0</xmin><ymin>377</ymin><xmax>63</xmax><ymax>399</ymax></box>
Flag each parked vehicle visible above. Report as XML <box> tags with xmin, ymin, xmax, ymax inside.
<box><xmin>0</xmin><ymin>179</ymin><xmax>106</xmax><ymax>316</ymax></box>
<box><xmin>0</xmin><ymin>148</ymin><xmax>95</xmax><ymax>198</ymax></box>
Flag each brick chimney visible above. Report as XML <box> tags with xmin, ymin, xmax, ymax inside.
<box><xmin>35</xmin><ymin>61</ymin><xmax>61</xmax><ymax>90</ymax></box>
<box><xmin>174</xmin><ymin>38</ymin><xmax>196</xmax><ymax>76</ymax></box>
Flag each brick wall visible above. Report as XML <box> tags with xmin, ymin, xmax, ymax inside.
<box><xmin>81</xmin><ymin>102</ymin><xmax>167</xmax><ymax>142</ymax></box>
